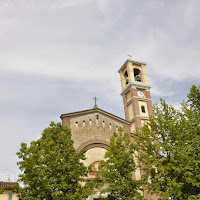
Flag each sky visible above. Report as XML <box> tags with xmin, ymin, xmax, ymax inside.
<box><xmin>0</xmin><ymin>0</ymin><xmax>199</xmax><ymax>182</ymax></box>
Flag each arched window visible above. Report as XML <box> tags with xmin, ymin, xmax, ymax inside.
<box><xmin>91</xmin><ymin>161</ymin><xmax>101</xmax><ymax>172</ymax></box>
<box><xmin>89</xmin><ymin>161</ymin><xmax>103</xmax><ymax>176</ymax></box>
<box><xmin>134</xmin><ymin>68</ymin><xmax>141</xmax><ymax>82</ymax></box>
<box><xmin>141</xmin><ymin>106</ymin><xmax>145</xmax><ymax>113</ymax></box>
<box><xmin>124</xmin><ymin>71</ymin><xmax>129</xmax><ymax>84</ymax></box>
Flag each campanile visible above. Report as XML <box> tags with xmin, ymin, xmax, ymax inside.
<box><xmin>118</xmin><ymin>59</ymin><xmax>153</xmax><ymax>133</ymax></box>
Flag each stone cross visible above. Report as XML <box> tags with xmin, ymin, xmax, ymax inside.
<box><xmin>93</xmin><ymin>97</ymin><xmax>98</xmax><ymax>108</ymax></box>
<box><xmin>93</xmin><ymin>96</ymin><xmax>98</xmax><ymax>104</ymax></box>
<box><xmin>127</xmin><ymin>54</ymin><xmax>132</xmax><ymax>60</ymax></box>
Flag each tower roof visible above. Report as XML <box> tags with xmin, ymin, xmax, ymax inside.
<box><xmin>118</xmin><ymin>59</ymin><xmax>146</xmax><ymax>73</ymax></box>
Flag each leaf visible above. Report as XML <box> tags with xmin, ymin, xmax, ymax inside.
<box><xmin>17</xmin><ymin>122</ymin><xmax>94</xmax><ymax>200</ymax></box>
<box><xmin>133</xmin><ymin>85</ymin><xmax>200</xmax><ymax>200</ymax></box>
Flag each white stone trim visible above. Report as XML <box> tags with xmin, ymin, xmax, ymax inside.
<box><xmin>120</xmin><ymin>82</ymin><xmax>151</xmax><ymax>96</ymax></box>
<box><xmin>129</xmin><ymin>115</ymin><xmax>150</xmax><ymax>123</ymax></box>
<box><xmin>118</xmin><ymin>59</ymin><xmax>146</xmax><ymax>73</ymax></box>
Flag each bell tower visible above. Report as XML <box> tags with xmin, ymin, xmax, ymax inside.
<box><xmin>118</xmin><ymin>59</ymin><xmax>153</xmax><ymax>133</ymax></box>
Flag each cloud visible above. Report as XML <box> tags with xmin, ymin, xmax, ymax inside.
<box><xmin>0</xmin><ymin>0</ymin><xmax>199</xmax><ymax>180</ymax></box>
<box><xmin>1</xmin><ymin>0</ymin><xmax>199</xmax><ymax>82</ymax></box>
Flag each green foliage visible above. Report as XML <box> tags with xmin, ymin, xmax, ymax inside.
<box><xmin>17</xmin><ymin>122</ymin><xmax>94</xmax><ymax>200</ymax></box>
<box><xmin>133</xmin><ymin>85</ymin><xmax>200</xmax><ymax>200</ymax></box>
<box><xmin>0</xmin><ymin>185</ymin><xmax>20</xmax><ymax>196</ymax></box>
<box><xmin>96</xmin><ymin>127</ymin><xmax>144</xmax><ymax>200</ymax></box>
<box><xmin>0</xmin><ymin>187</ymin><xmax>4</xmax><ymax>194</ymax></box>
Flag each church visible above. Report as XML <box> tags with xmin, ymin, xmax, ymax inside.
<box><xmin>60</xmin><ymin>59</ymin><xmax>156</xmax><ymax>200</ymax></box>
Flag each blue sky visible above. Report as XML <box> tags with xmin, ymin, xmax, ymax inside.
<box><xmin>0</xmin><ymin>0</ymin><xmax>199</xmax><ymax>181</ymax></box>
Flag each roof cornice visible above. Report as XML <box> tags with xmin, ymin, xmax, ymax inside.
<box><xmin>60</xmin><ymin>108</ymin><xmax>130</xmax><ymax>125</ymax></box>
<box><xmin>120</xmin><ymin>82</ymin><xmax>151</xmax><ymax>96</ymax></box>
<box><xmin>0</xmin><ymin>182</ymin><xmax>19</xmax><ymax>189</ymax></box>
<box><xmin>118</xmin><ymin>59</ymin><xmax>146</xmax><ymax>73</ymax></box>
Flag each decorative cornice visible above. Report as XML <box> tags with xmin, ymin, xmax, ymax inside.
<box><xmin>137</xmin><ymin>97</ymin><xmax>149</xmax><ymax>101</ymax></box>
<box><xmin>60</xmin><ymin>108</ymin><xmax>130</xmax><ymax>125</ymax></box>
<box><xmin>127</xmin><ymin>61</ymin><xmax>133</xmax><ymax>65</ymax></box>
<box><xmin>120</xmin><ymin>82</ymin><xmax>151</xmax><ymax>96</ymax></box>
<box><xmin>118</xmin><ymin>59</ymin><xmax>146</xmax><ymax>73</ymax></box>
<box><xmin>124</xmin><ymin>96</ymin><xmax>150</xmax><ymax>107</ymax></box>
<box><xmin>126</xmin><ymin>99</ymin><xmax>132</xmax><ymax>106</ymax></box>
<box><xmin>129</xmin><ymin>115</ymin><xmax>150</xmax><ymax>123</ymax></box>
<box><xmin>121</xmin><ymin>84</ymin><xmax>134</xmax><ymax>96</ymax></box>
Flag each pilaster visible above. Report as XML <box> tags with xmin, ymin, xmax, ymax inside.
<box><xmin>123</xmin><ymin>95</ymin><xmax>129</xmax><ymax>121</ymax></box>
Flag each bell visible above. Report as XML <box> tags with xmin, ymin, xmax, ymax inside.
<box><xmin>126</xmin><ymin>76</ymin><xmax>129</xmax><ymax>84</ymax></box>
<box><xmin>135</xmin><ymin>74</ymin><xmax>141</xmax><ymax>81</ymax></box>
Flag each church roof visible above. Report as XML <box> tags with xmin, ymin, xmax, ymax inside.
<box><xmin>0</xmin><ymin>181</ymin><xmax>19</xmax><ymax>189</ymax></box>
<box><xmin>60</xmin><ymin>107</ymin><xmax>130</xmax><ymax>125</ymax></box>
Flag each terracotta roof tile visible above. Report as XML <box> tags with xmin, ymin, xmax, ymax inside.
<box><xmin>0</xmin><ymin>181</ymin><xmax>19</xmax><ymax>189</ymax></box>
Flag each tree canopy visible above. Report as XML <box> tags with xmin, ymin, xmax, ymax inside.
<box><xmin>96</xmin><ymin>127</ymin><xmax>144</xmax><ymax>200</ymax></box>
<box><xmin>0</xmin><ymin>188</ymin><xmax>4</xmax><ymax>195</ymax></box>
<box><xmin>17</xmin><ymin>122</ymin><xmax>93</xmax><ymax>200</ymax></box>
<box><xmin>133</xmin><ymin>85</ymin><xmax>200</xmax><ymax>200</ymax></box>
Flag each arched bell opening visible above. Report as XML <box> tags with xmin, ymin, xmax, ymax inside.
<box><xmin>134</xmin><ymin>68</ymin><xmax>142</xmax><ymax>82</ymax></box>
<box><xmin>124</xmin><ymin>71</ymin><xmax>129</xmax><ymax>85</ymax></box>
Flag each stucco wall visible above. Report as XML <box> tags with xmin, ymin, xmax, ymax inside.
<box><xmin>0</xmin><ymin>190</ymin><xmax>19</xmax><ymax>200</ymax></box>
<box><xmin>69</xmin><ymin>112</ymin><xmax>124</xmax><ymax>150</ymax></box>
<box><xmin>138</xmin><ymin>100</ymin><xmax>149</xmax><ymax>117</ymax></box>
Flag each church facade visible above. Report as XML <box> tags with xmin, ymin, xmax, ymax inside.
<box><xmin>60</xmin><ymin>59</ymin><xmax>156</xmax><ymax>200</ymax></box>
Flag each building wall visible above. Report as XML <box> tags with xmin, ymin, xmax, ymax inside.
<box><xmin>138</xmin><ymin>100</ymin><xmax>149</xmax><ymax>117</ymax></box>
<box><xmin>64</xmin><ymin>112</ymin><xmax>129</xmax><ymax>200</ymax></box>
<box><xmin>127</xmin><ymin>103</ymin><xmax>134</xmax><ymax>120</ymax></box>
<box><xmin>81</xmin><ymin>147</ymin><xmax>107</xmax><ymax>179</ymax></box>
<box><xmin>0</xmin><ymin>190</ymin><xmax>19</xmax><ymax>200</ymax></box>
<box><xmin>69</xmin><ymin>113</ymin><xmax>124</xmax><ymax>150</ymax></box>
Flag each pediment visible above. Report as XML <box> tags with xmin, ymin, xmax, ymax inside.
<box><xmin>60</xmin><ymin>107</ymin><xmax>130</xmax><ymax>125</ymax></box>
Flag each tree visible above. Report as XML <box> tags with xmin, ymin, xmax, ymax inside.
<box><xmin>133</xmin><ymin>85</ymin><xmax>200</xmax><ymax>200</ymax></box>
<box><xmin>96</xmin><ymin>127</ymin><xmax>144</xmax><ymax>200</ymax></box>
<box><xmin>0</xmin><ymin>188</ymin><xmax>4</xmax><ymax>195</ymax></box>
<box><xmin>0</xmin><ymin>184</ymin><xmax>20</xmax><ymax>196</ymax></box>
<box><xmin>17</xmin><ymin>122</ymin><xmax>93</xmax><ymax>200</ymax></box>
